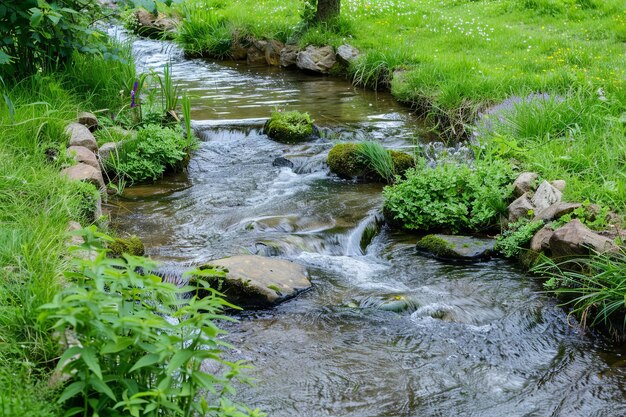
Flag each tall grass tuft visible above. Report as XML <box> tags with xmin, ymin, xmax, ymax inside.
<box><xmin>356</xmin><ymin>141</ymin><xmax>395</xmax><ymax>183</ymax></box>
<box><xmin>536</xmin><ymin>251</ymin><xmax>626</xmax><ymax>338</ymax></box>
<box><xmin>177</xmin><ymin>7</ymin><xmax>233</xmax><ymax>58</ymax></box>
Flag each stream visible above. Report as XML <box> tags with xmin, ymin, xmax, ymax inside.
<box><xmin>110</xmin><ymin>31</ymin><xmax>626</xmax><ymax>417</ymax></box>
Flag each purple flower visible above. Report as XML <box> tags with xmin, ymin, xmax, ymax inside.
<box><xmin>131</xmin><ymin>80</ymin><xmax>139</xmax><ymax>108</ymax></box>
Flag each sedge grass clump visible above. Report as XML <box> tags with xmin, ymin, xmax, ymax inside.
<box><xmin>536</xmin><ymin>251</ymin><xmax>626</xmax><ymax>339</ymax></box>
<box><xmin>264</xmin><ymin>110</ymin><xmax>314</xmax><ymax>143</ymax></box>
<box><xmin>177</xmin><ymin>7</ymin><xmax>233</xmax><ymax>58</ymax></box>
<box><xmin>355</xmin><ymin>141</ymin><xmax>395</xmax><ymax>183</ymax></box>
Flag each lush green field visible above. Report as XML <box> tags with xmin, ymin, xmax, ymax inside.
<box><xmin>172</xmin><ymin>0</ymin><xmax>626</xmax><ymax>212</ymax></box>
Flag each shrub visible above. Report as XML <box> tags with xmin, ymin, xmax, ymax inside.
<box><xmin>108</xmin><ymin>124</ymin><xmax>194</xmax><ymax>183</ymax></box>
<box><xmin>39</xmin><ymin>227</ymin><xmax>265</xmax><ymax>417</ymax></box>
<box><xmin>383</xmin><ymin>158</ymin><xmax>514</xmax><ymax>233</ymax></box>
<box><xmin>264</xmin><ymin>110</ymin><xmax>314</xmax><ymax>144</ymax></box>
<box><xmin>495</xmin><ymin>219</ymin><xmax>545</xmax><ymax>258</ymax></box>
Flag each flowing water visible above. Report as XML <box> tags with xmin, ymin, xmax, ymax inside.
<box><xmin>111</xmin><ymin>31</ymin><xmax>626</xmax><ymax>416</ymax></box>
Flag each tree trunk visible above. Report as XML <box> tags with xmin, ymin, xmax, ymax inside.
<box><xmin>316</xmin><ymin>0</ymin><xmax>340</xmax><ymax>22</ymax></box>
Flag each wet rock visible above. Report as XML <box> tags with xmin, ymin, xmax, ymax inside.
<box><xmin>296</xmin><ymin>45</ymin><xmax>336</xmax><ymax>74</ymax></box>
<box><xmin>61</xmin><ymin>163</ymin><xmax>105</xmax><ymax>189</ymax></box>
<box><xmin>230</xmin><ymin>40</ymin><xmax>248</xmax><ymax>60</ymax></box>
<box><xmin>534</xmin><ymin>202</ymin><xmax>581</xmax><ymax>222</ymax></box>
<box><xmin>327</xmin><ymin>143</ymin><xmax>365</xmax><ymax>179</ymax></box>
<box><xmin>67</xmin><ymin>146</ymin><xmax>99</xmax><ymax>169</ymax></box>
<box><xmin>247</xmin><ymin>40</ymin><xmax>268</xmax><ymax>66</ymax></box>
<box><xmin>512</xmin><ymin>172</ymin><xmax>538</xmax><ymax>197</ymax></box>
<box><xmin>134</xmin><ymin>9</ymin><xmax>177</xmax><ymax>38</ymax></box>
<box><xmin>204</xmin><ymin>255</ymin><xmax>311</xmax><ymax>308</ymax></box>
<box><xmin>66</xmin><ymin>122</ymin><xmax>98</xmax><ymax>152</ymax></box>
<box><xmin>549</xmin><ymin>219</ymin><xmax>619</xmax><ymax>258</ymax></box>
<box><xmin>121</xmin><ymin>178</ymin><xmax>191</xmax><ymax>199</ymax></box>
<box><xmin>530</xmin><ymin>225</ymin><xmax>554</xmax><ymax>252</ymax></box>
<box><xmin>336</xmin><ymin>44</ymin><xmax>360</xmax><ymax>65</ymax></box>
<box><xmin>551</xmin><ymin>179</ymin><xmax>566</xmax><ymax>192</ymax></box>
<box><xmin>77</xmin><ymin>112</ymin><xmax>98</xmax><ymax>131</ymax></box>
<box><xmin>265</xmin><ymin>39</ymin><xmax>284</xmax><ymax>66</ymax></box>
<box><xmin>508</xmin><ymin>193</ymin><xmax>534</xmax><ymax>223</ymax></box>
<box><xmin>531</xmin><ymin>180</ymin><xmax>562</xmax><ymax>212</ymax></box>
<box><xmin>280</xmin><ymin>45</ymin><xmax>299</xmax><ymax>67</ymax></box>
<box><xmin>416</xmin><ymin>234</ymin><xmax>496</xmax><ymax>261</ymax></box>
<box><xmin>272</xmin><ymin>157</ymin><xmax>294</xmax><ymax>169</ymax></box>
<box><xmin>98</xmin><ymin>142</ymin><xmax>119</xmax><ymax>167</ymax></box>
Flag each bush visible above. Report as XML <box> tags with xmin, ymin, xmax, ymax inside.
<box><xmin>39</xmin><ymin>227</ymin><xmax>265</xmax><ymax>417</ymax></box>
<box><xmin>495</xmin><ymin>218</ymin><xmax>545</xmax><ymax>258</ymax></box>
<box><xmin>264</xmin><ymin>110</ymin><xmax>314</xmax><ymax>144</ymax></box>
<box><xmin>383</xmin><ymin>158</ymin><xmax>514</xmax><ymax>233</ymax></box>
<box><xmin>108</xmin><ymin>124</ymin><xmax>194</xmax><ymax>183</ymax></box>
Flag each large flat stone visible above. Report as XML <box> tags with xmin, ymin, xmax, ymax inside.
<box><xmin>296</xmin><ymin>45</ymin><xmax>336</xmax><ymax>74</ymax></box>
<box><xmin>549</xmin><ymin>219</ymin><xmax>619</xmax><ymax>258</ymax></box>
<box><xmin>205</xmin><ymin>255</ymin><xmax>311</xmax><ymax>308</ymax></box>
<box><xmin>61</xmin><ymin>163</ymin><xmax>105</xmax><ymax>189</ymax></box>
<box><xmin>67</xmin><ymin>146</ymin><xmax>99</xmax><ymax>169</ymax></box>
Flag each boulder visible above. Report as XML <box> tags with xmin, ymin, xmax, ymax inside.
<box><xmin>531</xmin><ymin>180</ymin><xmax>562</xmax><ymax>211</ymax></box>
<box><xmin>61</xmin><ymin>163</ymin><xmax>105</xmax><ymax>189</ymax></box>
<box><xmin>416</xmin><ymin>234</ymin><xmax>496</xmax><ymax>262</ymax></box>
<box><xmin>272</xmin><ymin>157</ymin><xmax>294</xmax><ymax>169</ymax></box>
<box><xmin>512</xmin><ymin>172</ymin><xmax>538</xmax><ymax>197</ymax></box>
<box><xmin>98</xmin><ymin>142</ymin><xmax>119</xmax><ymax>165</ymax></box>
<box><xmin>530</xmin><ymin>225</ymin><xmax>554</xmax><ymax>252</ymax></box>
<box><xmin>230</xmin><ymin>40</ymin><xmax>248</xmax><ymax>60</ymax></box>
<box><xmin>280</xmin><ymin>45</ymin><xmax>299</xmax><ymax>67</ymax></box>
<box><xmin>508</xmin><ymin>193</ymin><xmax>534</xmax><ymax>223</ymax></box>
<box><xmin>67</xmin><ymin>146</ymin><xmax>99</xmax><ymax>169</ymax></box>
<box><xmin>551</xmin><ymin>179</ymin><xmax>566</xmax><ymax>192</ymax></box>
<box><xmin>66</xmin><ymin>122</ymin><xmax>98</xmax><ymax>152</ymax></box>
<box><xmin>534</xmin><ymin>202</ymin><xmax>581</xmax><ymax>222</ymax></box>
<box><xmin>204</xmin><ymin>255</ymin><xmax>311</xmax><ymax>308</ymax></box>
<box><xmin>133</xmin><ymin>9</ymin><xmax>177</xmax><ymax>37</ymax></box>
<box><xmin>247</xmin><ymin>40</ymin><xmax>268</xmax><ymax>66</ymax></box>
<box><xmin>265</xmin><ymin>39</ymin><xmax>284</xmax><ymax>66</ymax></box>
<box><xmin>549</xmin><ymin>219</ymin><xmax>619</xmax><ymax>258</ymax></box>
<box><xmin>77</xmin><ymin>112</ymin><xmax>98</xmax><ymax>131</ymax></box>
<box><xmin>296</xmin><ymin>45</ymin><xmax>336</xmax><ymax>74</ymax></box>
<box><xmin>336</xmin><ymin>44</ymin><xmax>360</xmax><ymax>65</ymax></box>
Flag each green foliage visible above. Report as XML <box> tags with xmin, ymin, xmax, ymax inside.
<box><xmin>69</xmin><ymin>180</ymin><xmax>100</xmax><ymax>224</ymax></box>
<box><xmin>553</xmin><ymin>201</ymin><xmax>611</xmax><ymax>231</ymax></box>
<box><xmin>536</xmin><ymin>251</ymin><xmax>626</xmax><ymax>338</ymax></box>
<box><xmin>181</xmin><ymin>93</ymin><xmax>192</xmax><ymax>139</ymax></box>
<box><xmin>39</xmin><ymin>227</ymin><xmax>264</xmax><ymax>417</ymax></box>
<box><xmin>159</xmin><ymin>62</ymin><xmax>180</xmax><ymax>112</ymax></box>
<box><xmin>177</xmin><ymin>7</ymin><xmax>233</xmax><ymax>58</ymax></box>
<box><xmin>355</xmin><ymin>141</ymin><xmax>395</xmax><ymax>183</ymax></box>
<box><xmin>265</xmin><ymin>110</ymin><xmax>314</xmax><ymax>143</ymax></box>
<box><xmin>495</xmin><ymin>218</ymin><xmax>545</xmax><ymax>258</ymax></box>
<box><xmin>383</xmin><ymin>158</ymin><xmax>514</xmax><ymax>233</ymax></box>
<box><xmin>108</xmin><ymin>124</ymin><xmax>195</xmax><ymax>183</ymax></box>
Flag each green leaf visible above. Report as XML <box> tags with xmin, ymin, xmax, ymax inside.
<box><xmin>29</xmin><ymin>8</ymin><xmax>43</xmax><ymax>27</ymax></box>
<box><xmin>58</xmin><ymin>381</ymin><xmax>85</xmax><ymax>403</ymax></box>
<box><xmin>81</xmin><ymin>347</ymin><xmax>103</xmax><ymax>380</ymax></box>
<box><xmin>129</xmin><ymin>353</ymin><xmax>160</xmax><ymax>372</ymax></box>
<box><xmin>101</xmin><ymin>337</ymin><xmax>135</xmax><ymax>354</ymax></box>
<box><xmin>167</xmin><ymin>349</ymin><xmax>194</xmax><ymax>373</ymax></box>
<box><xmin>89</xmin><ymin>375</ymin><xmax>116</xmax><ymax>401</ymax></box>
<box><xmin>47</xmin><ymin>12</ymin><xmax>61</xmax><ymax>25</ymax></box>
<box><xmin>62</xmin><ymin>407</ymin><xmax>84</xmax><ymax>417</ymax></box>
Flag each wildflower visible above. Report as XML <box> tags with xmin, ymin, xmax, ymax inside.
<box><xmin>130</xmin><ymin>80</ymin><xmax>138</xmax><ymax>108</ymax></box>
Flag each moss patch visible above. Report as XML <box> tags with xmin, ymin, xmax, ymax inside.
<box><xmin>327</xmin><ymin>143</ymin><xmax>366</xmax><ymax>179</ymax></box>
<box><xmin>264</xmin><ymin>110</ymin><xmax>314</xmax><ymax>144</ymax></box>
<box><xmin>416</xmin><ymin>235</ymin><xmax>457</xmax><ymax>259</ymax></box>
<box><xmin>107</xmin><ymin>236</ymin><xmax>145</xmax><ymax>257</ymax></box>
<box><xmin>390</xmin><ymin>150</ymin><xmax>415</xmax><ymax>178</ymax></box>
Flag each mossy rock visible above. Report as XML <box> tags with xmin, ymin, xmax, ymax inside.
<box><xmin>107</xmin><ymin>236</ymin><xmax>145</xmax><ymax>257</ymax></box>
<box><xmin>264</xmin><ymin>111</ymin><xmax>314</xmax><ymax>144</ymax></box>
<box><xmin>327</xmin><ymin>143</ymin><xmax>366</xmax><ymax>179</ymax></box>
<box><xmin>416</xmin><ymin>234</ymin><xmax>496</xmax><ymax>262</ymax></box>
<box><xmin>390</xmin><ymin>150</ymin><xmax>415</xmax><ymax>177</ymax></box>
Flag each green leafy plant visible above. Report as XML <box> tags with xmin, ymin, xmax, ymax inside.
<box><xmin>181</xmin><ymin>93</ymin><xmax>192</xmax><ymax>139</ymax></box>
<box><xmin>39</xmin><ymin>227</ymin><xmax>265</xmax><ymax>417</ymax></box>
<box><xmin>107</xmin><ymin>124</ymin><xmax>195</xmax><ymax>183</ymax></box>
<box><xmin>383</xmin><ymin>158</ymin><xmax>514</xmax><ymax>233</ymax></box>
<box><xmin>553</xmin><ymin>201</ymin><xmax>611</xmax><ymax>231</ymax></box>
<box><xmin>495</xmin><ymin>218</ymin><xmax>545</xmax><ymax>258</ymax></box>
<box><xmin>536</xmin><ymin>251</ymin><xmax>626</xmax><ymax>338</ymax></box>
<box><xmin>159</xmin><ymin>62</ymin><xmax>180</xmax><ymax>114</ymax></box>
<box><xmin>264</xmin><ymin>110</ymin><xmax>314</xmax><ymax>143</ymax></box>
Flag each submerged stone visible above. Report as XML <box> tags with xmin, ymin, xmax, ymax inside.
<box><xmin>202</xmin><ymin>255</ymin><xmax>311</xmax><ymax>308</ymax></box>
<box><xmin>416</xmin><ymin>234</ymin><xmax>496</xmax><ymax>261</ymax></box>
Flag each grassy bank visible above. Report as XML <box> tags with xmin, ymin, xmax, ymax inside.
<box><xmin>0</xmin><ymin>53</ymin><xmax>130</xmax><ymax>414</ymax></box>
<box><xmin>165</xmin><ymin>0</ymin><xmax>625</xmax><ymax>213</ymax></box>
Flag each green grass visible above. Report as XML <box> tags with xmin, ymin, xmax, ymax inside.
<box><xmin>0</xmin><ymin>52</ymin><xmax>135</xmax><ymax>414</ymax></box>
<box><xmin>355</xmin><ymin>141</ymin><xmax>395</xmax><ymax>183</ymax></box>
